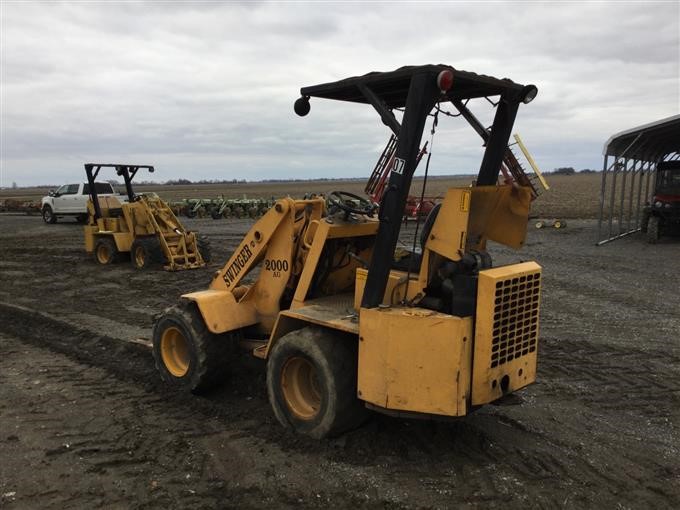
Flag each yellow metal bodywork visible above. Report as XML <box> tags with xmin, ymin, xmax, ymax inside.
<box><xmin>179</xmin><ymin>185</ymin><xmax>541</xmax><ymax>419</ymax></box>
<box><xmin>465</xmin><ymin>185</ymin><xmax>532</xmax><ymax>251</ymax></box>
<box><xmin>187</xmin><ymin>197</ymin><xmax>377</xmax><ymax>335</ymax></box>
<box><xmin>354</xmin><ymin>268</ymin><xmax>422</xmax><ymax>310</ymax></box>
<box><xmin>471</xmin><ymin>261</ymin><xmax>542</xmax><ymax>405</ymax></box>
<box><xmin>83</xmin><ymin>194</ymin><xmax>205</xmax><ymax>271</ymax></box>
<box><xmin>358</xmin><ymin>307</ymin><xmax>473</xmax><ymax>416</ymax></box>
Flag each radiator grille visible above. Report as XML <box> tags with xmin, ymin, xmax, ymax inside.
<box><xmin>491</xmin><ymin>271</ymin><xmax>541</xmax><ymax>368</ymax></box>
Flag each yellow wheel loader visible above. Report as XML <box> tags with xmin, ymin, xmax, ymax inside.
<box><xmin>153</xmin><ymin>65</ymin><xmax>543</xmax><ymax>438</ymax></box>
<box><xmin>83</xmin><ymin>164</ymin><xmax>211</xmax><ymax>271</ymax></box>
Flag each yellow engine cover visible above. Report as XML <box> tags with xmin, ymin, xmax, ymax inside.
<box><xmin>471</xmin><ymin>261</ymin><xmax>542</xmax><ymax>404</ymax></box>
<box><xmin>358</xmin><ymin>307</ymin><xmax>473</xmax><ymax>417</ymax></box>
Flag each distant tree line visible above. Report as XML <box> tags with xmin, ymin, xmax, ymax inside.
<box><xmin>547</xmin><ymin>167</ymin><xmax>598</xmax><ymax>175</ymax></box>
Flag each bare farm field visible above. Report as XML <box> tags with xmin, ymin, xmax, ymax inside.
<box><xmin>1</xmin><ymin>177</ymin><xmax>679</xmax><ymax>508</ymax></box>
<box><xmin>1</xmin><ymin>172</ymin><xmax>601</xmax><ymax>219</ymax></box>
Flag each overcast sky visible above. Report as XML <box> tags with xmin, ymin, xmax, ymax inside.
<box><xmin>1</xmin><ymin>1</ymin><xmax>678</xmax><ymax>187</ymax></box>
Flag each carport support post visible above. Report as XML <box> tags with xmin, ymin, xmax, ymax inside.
<box><xmin>361</xmin><ymin>72</ymin><xmax>439</xmax><ymax>309</ymax></box>
<box><xmin>618</xmin><ymin>158</ymin><xmax>629</xmax><ymax>234</ymax></box>
<box><xmin>635</xmin><ymin>161</ymin><xmax>647</xmax><ymax>228</ymax></box>
<box><xmin>598</xmin><ymin>155</ymin><xmax>609</xmax><ymax>241</ymax></box>
<box><xmin>607</xmin><ymin>157</ymin><xmax>619</xmax><ymax>240</ymax></box>
<box><xmin>626</xmin><ymin>160</ymin><xmax>639</xmax><ymax>231</ymax></box>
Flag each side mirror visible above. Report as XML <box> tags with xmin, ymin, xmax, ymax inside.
<box><xmin>49</xmin><ymin>190</ymin><xmax>57</xmax><ymax>197</ymax></box>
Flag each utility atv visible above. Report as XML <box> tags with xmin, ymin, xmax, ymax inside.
<box><xmin>642</xmin><ymin>160</ymin><xmax>680</xmax><ymax>243</ymax></box>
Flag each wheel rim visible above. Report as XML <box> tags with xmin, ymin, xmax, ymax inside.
<box><xmin>134</xmin><ymin>246</ymin><xmax>146</xmax><ymax>267</ymax></box>
<box><xmin>160</xmin><ymin>326</ymin><xmax>190</xmax><ymax>377</ymax></box>
<box><xmin>281</xmin><ymin>356</ymin><xmax>322</xmax><ymax>420</ymax></box>
<box><xmin>43</xmin><ymin>208</ymin><xmax>52</xmax><ymax>221</ymax></box>
<box><xmin>96</xmin><ymin>244</ymin><xmax>110</xmax><ymax>264</ymax></box>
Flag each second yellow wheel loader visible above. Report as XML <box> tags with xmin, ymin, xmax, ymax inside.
<box><xmin>152</xmin><ymin>65</ymin><xmax>543</xmax><ymax>438</ymax></box>
<box><xmin>83</xmin><ymin>164</ymin><xmax>211</xmax><ymax>271</ymax></box>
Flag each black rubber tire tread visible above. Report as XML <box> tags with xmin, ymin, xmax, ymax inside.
<box><xmin>152</xmin><ymin>301</ymin><xmax>233</xmax><ymax>394</ymax></box>
<box><xmin>42</xmin><ymin>205</ymin><xmax>57</xmax><ymax>224</ymax></box>
<box><xmin>211</xmin><ymin>209</ymin><xmax>222</xmax><ymax>220</ymax></box>
<box><xmin>93</xmin><ymin>237</ymin><xmax>118</xmax><ymax>265</ymax></box>
<box><xmin>266</xmin><ymin>327</ymin><xmax>368</xmax><ymax>439</ymax></box>
<box><xmin>185</xmin><ymin>208</ymin><xmax>197</xmax><ymax>218</ymax></box>
<box><xmin>647</xmin><ymin>216</ymin><xmax>660</xmax><ymax>244</ymax></box>
<box><xmin>130</xmin><ymin>237</ymin><xmax>164</xmax><ymax>269</ymax></box>
<box><xmin>197</xmin><ymin>235</ymin><xmax>212</xmax><ymax>263</ymax></box>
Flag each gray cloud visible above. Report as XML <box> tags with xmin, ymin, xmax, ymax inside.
<box><xmin>1</xmin><ymin>1</ymin><xmax>678</xmax><ymax>186</ymax></box>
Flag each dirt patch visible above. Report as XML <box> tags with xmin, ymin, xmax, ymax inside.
<box><xmin>1</xmin><ymin>213</ymin><xmax>679</xmax><ymax>508</ymax></box>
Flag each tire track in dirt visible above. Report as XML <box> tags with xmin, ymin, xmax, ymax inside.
<box><xmin>3</xmin><ymin>301</ymin><xmax>679</xmax><ymax>508</ymax></box>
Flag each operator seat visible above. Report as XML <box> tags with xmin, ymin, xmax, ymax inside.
<box><xmin>97</xmin><ymin>196</ymin><xmax>124</xmax><ymax>218</ymax></box>
<box><xmin>391</xmin><ymin>203</ymin><xmax>441</xmax><ymax>272</ymax></box>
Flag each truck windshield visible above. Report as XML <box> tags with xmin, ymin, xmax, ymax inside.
<box><xmin>657</xmin><ymin>170</ymin><xmax>680</xmax><ymax>194</ymax></box>
<box><xmin>82</xmin><ymin>183</ymin><xmax>115</xmax><ymax>195</ymax></box>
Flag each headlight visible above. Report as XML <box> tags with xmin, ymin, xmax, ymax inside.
<box><xmin>521</xmin><ymin>85</ymin><xmax>538</xmax><ymax>104</ymax></box>
<box><xmin>654</xmin><ymin>201</ymin><xmax>663</xmax><ymax>208</ymax></box>
<box><xmin>665</xmin><ymin>203</ymin><xmax>672</xmax><ymax>209</ymax></box>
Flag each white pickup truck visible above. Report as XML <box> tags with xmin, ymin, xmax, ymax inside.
<box><xmin>41</xmin><ymin>182</ymin><xmax>123</xmax><ymax>224</ymax></box>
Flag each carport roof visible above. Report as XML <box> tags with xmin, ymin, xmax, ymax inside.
<box><xmin>603</xmin><ymin>114</ymin><xmax>680</xmax><ymax>161</ymax></box>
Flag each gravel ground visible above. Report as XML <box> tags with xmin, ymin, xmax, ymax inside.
<box><xmin>0</xmin><ymin>213</ymin><xmax>678</xmax><ymax>509</ymax></box>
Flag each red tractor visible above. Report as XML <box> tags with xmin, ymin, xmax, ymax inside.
<box><xmin>642</xmin><ymin>160</ymin><xmax>680</xmax><ymax>243</ymax></box>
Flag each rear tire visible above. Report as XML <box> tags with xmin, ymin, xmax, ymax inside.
<box><xmin>93</xmin><ymin>237</ymin><xmax>118</xmax><ymax>265</ymax></box>
<box><xmin>42</xmin><ymin>205</ymin><xmax>57</xmax><ymax>224</ymax></box>
<box><xmin>152</xmin><ymin>302</ymin><xmax>232</xmax><ymax>393</ymax></box>
<box><xmin>131</xmin><ymin>237</ymin><xmax>163</xmax><ymax>269</ymax></box>
<box><xmin>266</xmin><ymin>327</ymin><xmax>367</xmax><ymax>439</ymax></box>
<box><xmin>197</xmin><ymin>235</ymin><xmax>212</xmax><ymax>263</ymax></box>
<box><xmin>647</xmin><ymin>216</ymin><xmax>660</xmax><ymax>244</ymax></box>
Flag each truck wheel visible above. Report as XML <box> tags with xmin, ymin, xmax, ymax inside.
<box><xmin>185</xmin><ymin>208</ymin><xmax>197</xmax><ymax>218</ymax></box>
<box><xmin>94</xmin><ymin>237</ymin><xmax>118</xmax><ymax>265</ymax></box>
<box><xmin>266</xmin><ymin>327</ymin><xmax>367</xmax><ymax>439</ymax></box>
<box><xmin>42</xmin><ymin>205</ymin><xmax>57</xmax><ymax>224</ymax></box>
<box><xmin>197</xmin><ymin>235</ymin><xmax>212</xmax><ymax>263</ymax></box>
<box><xmin>211</xmin><ymin>209</ymin><xmax>222</xmax><ymax>220</ymax></box>
<box><xmin>131</xmin><ymin>237</ymin><xmax>163</xmax><ymax>269</ymax></box>
<box><xmin>152</xmin><ymin>303</ymin><xmax>230</xmax><ymax>393</ymax></box>
<box><xmin>647</xmin><ymin>216</ymin><xmax>660</xmax><ymax>244</ymax></box>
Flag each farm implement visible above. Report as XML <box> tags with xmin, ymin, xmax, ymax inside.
<box><xmin>172</xmin><ymin>196</ymin><xmax>275</xmax><ymax>219</ymax></box>
<box><xmin>367</xmin><ymin>132</ymin><xmax>547</xmax><ymax>223</ymax></box>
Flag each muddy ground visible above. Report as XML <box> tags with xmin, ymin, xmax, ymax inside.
<box><xmin>0</xmin><ymin>213</ymin><xmax>678</xmax><ymax>509</ymax></box>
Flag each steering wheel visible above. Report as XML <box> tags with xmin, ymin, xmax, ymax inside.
<box><xmin>327</xmin><ymin>191</ymin><xmax>377</xmax><ymax>218</ymax></box>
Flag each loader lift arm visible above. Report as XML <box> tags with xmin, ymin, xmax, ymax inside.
<box><xmin>296</xmin><ymin>65</ymin><xmax>537</xmax><ymax>308</ymax></box>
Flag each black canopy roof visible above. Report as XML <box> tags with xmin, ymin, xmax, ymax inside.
<box><xmin>603</xmin><ymin>114</ymin><xmax>680</xmax><ymax>162</ymax></box>
<box><xmin>300</xmin><ymin>65</ymin><xmax>527</xmax><ymax>109</ymax></box>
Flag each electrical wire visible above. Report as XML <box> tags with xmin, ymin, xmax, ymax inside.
<box><xmin>402</xmin><ymin>107</ymin><xmax>439</xmax><ymax>304</ymax></box>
